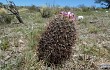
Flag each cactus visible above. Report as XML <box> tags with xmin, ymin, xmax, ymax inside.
<box><xmin>37</xmin><ymin>15</ymin><xmax>76</xmax><ymax>66</ymax></box>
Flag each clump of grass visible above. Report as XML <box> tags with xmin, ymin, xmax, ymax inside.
<box><xmin>92</xmin><ymin>16</ymin><xmax>98</xmax><ymax>20</ymax></box>
<box><xmin>78</xmin><ymin>19</ymin><xmax>88</xmax><ymax>26</ymax></box>
<box><xmin>35</xmin><ymin>13</ymin><xmax>45</xmax><ymax>23</ymax></box>
<box><xmin>76</xmin><ymin>11</ymin><xmax>93</xmax><ymax>16</ymax></box>
<box><xmin>0</xmin><ymin>36</ymin><xmax>10</xmax><ymax>51</ymax></box>
<box><xmin>0</xmin><ymin>14</ymin><xmax>14</xmax><ymax>24</ymax></box>
<box><xmin>4</xmin><ymin>15</ymin><xmax>14</xmax><ymax>24</ymax></box>
<box><xmin>36</xmin><ymin>17</ymin><xmax>44</xmax><ymax>23</ymax></box>
<box><xmin>27</xmin><ymin>30</ymin><xmax>38</xmax><ymax>49</ymax></box>
<box><xmin>0</xmin><ymin>8</ymin><xmax>14</xmax><ymax>24</ymax></box>
<box><xmin>27</xmin><ymin>23</ymin><xmax>45</xmax><ymax>49</ymax></box>
<box><xmin>88</xmin><ymin>25</ymin><xmax>100</xmax><ymax>34</ymax></box>
<box><xmin>40</xmin><ymin>7</ymin><xmax>52</xmax><ymax>18</ymax></box>
<box><xmin>1</xmin><ymin>48</ymin><xmax>44</xmax><ymax>70</ymax></box>
<box><xmin>79</xmin><ymin>44</ymin><xmax>100</xmax><ymax>56</ymax></box>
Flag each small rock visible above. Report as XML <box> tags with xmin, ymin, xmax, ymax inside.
<box><xmin>95</xmin><ymin>11</ymin><xmax>98</xmax><ymax>12</ymax></box>
<box><xmin>106</xmin><ymin>11</ymin><xmax>108</xmax><ymax>13</ymax></box>
<box><xmin>18</xmin><ymin>39</ymin><xmax>24</xmax><ymax>44</ymax></box>
<box><xmin>90</xmin><ymin>20</ymin><xmax>98</xmax><ymax>23</ymax></box>
<box><xmin>4</xmin><ymin>55</ymin><xmax>11</xmax><ymax>61</ymax></box>
<box><xmin>99</xmin><ymin>63</ymin><xmax>110</xmax><ymax>69</ymax></box>
<box><xmin>82</xmin><ymin>41</ymin><xmax>87</xmax><ymax>45</ymax></box>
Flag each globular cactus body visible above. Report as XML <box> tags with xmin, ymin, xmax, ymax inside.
<box><xmin>37</xmin><ymin>14</ymin><xmax>76</xmax><ymax>66</ymax></box>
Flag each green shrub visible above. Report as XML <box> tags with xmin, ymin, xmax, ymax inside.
<box><xmin>4</xmin><ymin>15</ymin><xmax>14</xmax><ymax>24</ymax></box>
<box><xmin>0</xmin><ymin>14</ymin><xmax>14</xmax><ymax>24</ymax></box>
<box><xmin>40</xmin><ymin>7</ymin><xmax>52</xmax><ymax>18</ymax></box>
<box><xmin>28</xmin><ymin>5</ymin><xmax>40</xmax><ymax>12</ymax></box>
<box><xmin>0</xmin><ymin>8</ymin><xmax>13</xmax><ymax>24</ymax></box>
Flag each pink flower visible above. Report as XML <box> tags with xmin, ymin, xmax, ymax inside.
<box><xmin>59</xmin><ymin>11</ymin><xmax>76</xmax><ymax>22</ymax></box>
